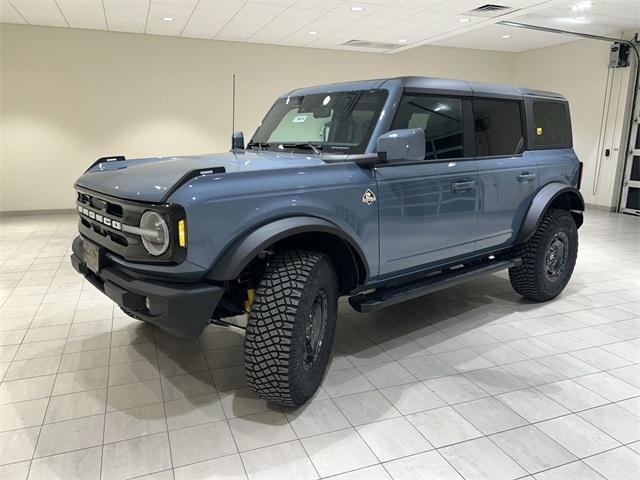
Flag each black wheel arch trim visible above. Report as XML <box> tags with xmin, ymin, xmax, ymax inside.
<box><xmin>207</xmin><ymin>216</ymin><xmax>369</xmax><ymax>282</ymax></box>
<box><xmin>515</xmin><ymin>183</ymin><xmax>584</xmax><ymax>245</ymax></box>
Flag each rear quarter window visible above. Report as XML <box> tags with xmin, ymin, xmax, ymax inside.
<box><xmin>532</xmin><ymin>101</ymin><xmax>572</xmax><ymax>148</ymax></box>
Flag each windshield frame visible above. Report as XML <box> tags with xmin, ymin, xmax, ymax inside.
<box><xmin>249</xmin><ymin>89</ymin><xmax>390</xmax><ymax>156</ymax></box>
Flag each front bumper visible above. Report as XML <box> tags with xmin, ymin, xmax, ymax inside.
<box><xmin>71</xmin><ymin>236</ymin><xmax>223</xmax><ymax>338</ymax></box>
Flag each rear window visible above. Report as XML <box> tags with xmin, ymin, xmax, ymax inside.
<box><xmin>473</xmin><ymin>99</ymin><xmax>524</xmax><ymax>157</ymax></box>
<box><xmin>532</xmin><ymin>101</ymin><xmax>572</xmax><ymax>148</ymax></box>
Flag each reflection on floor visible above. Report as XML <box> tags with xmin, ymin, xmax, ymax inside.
<box><xmin>0</xmin><ymin>209</ymin><xmax>638</xmax><ymax>480</ymax></box>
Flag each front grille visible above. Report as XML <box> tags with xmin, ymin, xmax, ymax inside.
<box><xmin>75</xmin><ymin>186</ymin><xmax>186</xmax><ymax>265</ymax></box>
<box><xmin>78</xmin><ymin>192</ymin><xmax>124</xmax><ymax>218</ymax></box>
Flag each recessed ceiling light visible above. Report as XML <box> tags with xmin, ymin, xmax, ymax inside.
<box><xmin>501</xmin><ymin>34</ymin><xmax>511</xmax><ymax>39</ymax></box>
<box><xmin>571</xmin><ymin>1</ymin><xmax>592</xmax><ymax>12</ymax></box>
<box><xmin>161</xmin><ymin>16</ymin><xmax>174</xmax><ymax>22</ymax></box>
<box><xmin>575</xmin><ymin>15</ymin><xmax>587</xmax><ymax>20</ymax></box>
<box><xmin>308</xmin><ymin>31</ymin><xmax>318</xmax><ymax>35</ymax></box>
<box><xmin>457</xmin><ymin>18</ymin><xmax>471</xmax><ymax>23</ymax></box>
<box><xmin>351</xmin><ymin>6</ymin><xmax>364</xmax><ymax>12</ymax></box>
<box><xmin>398</xmin><ymin>39</ymin><xmax>408</xmax><ymax>43</ymax></box>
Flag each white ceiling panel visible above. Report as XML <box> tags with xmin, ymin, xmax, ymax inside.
<box><xmin>0</xmin><ymin>1</ymin><xmax>26</xmax><ymax>23</ymax></box>
<box><xmin>215</xmin><ymin>2</ymin><xmax>288</xmax><ymax>41</ymax></box>
<box><xmin>431</xmin><ymin>22</ymin><xmax>576</xmax><ymax>52</ymax></box>
<box><xmin>292</xmin><ymin>0</ymin><xmax>343</xmax><ymax>12</ymax></box>
<box><xmin>10</xmin><ymin>0</ymin><xmax>67</xmax><ymax>27</ymax></box>
<box><xmin>392</xmin><ymin>0</ymin><xmax>449</xmax><ymax>9</ymax></box>
<box><xmin>332</xmin><ymin>1</ymin><xmax>384</xmax><ymax>15</ymax></box>
<box><xmin>57</xmin><ymin>1</ymin><xmax>106</xmax><ymax>30</ymax></box>
<box><xmin>429</xmin><ymin>0</ymin><xmax>502</xmax><ymax>15</ymax></box>
<box><xmin>104</xmin><ymin>1</ymin><xmax>149</xmax><ymax>34</ymax></box>
<box><xmin>248</xmin><ymin>7</ymin><xmax>320</xmax><ymax>43</ymax></box>
<box><xmin>145</xmin><ymin>0</ymin><xmax>197</xmax><ymax>35</ymax></box>
<box><xmin>1</xmin><ymin>0</ymin><xmax>637</xmax><ymax>53</ymax></box>
<box><xmin>367</xmin><ymin>5</ymin><xmax>422</xmax><ymax>20</ymax></box>
<box><xmin>249</xmin><ymin>0</ymin><xmax>295</xmax><ymax>5</ymax></box>
<box><xmin>182</xmin><ymin>2</ymin><xmax>242</xmax><ymax>39</ymax></box>
<box><xmin>345</xmin><ymin>15</ymin><xmax>400</xmax><ymax>33</ymax></box>
<box><xmin>514</xmin><ymin>7</ymin><xmax>637</xmax><ymax>37</ymax></box>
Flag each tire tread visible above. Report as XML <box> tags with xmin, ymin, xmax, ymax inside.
<box><xmin>244</xmin><ymin>249</ymin><xmax>332</xmax><ymax>406</ymax></box>
<box><xmin>509</xmin><ymin>208</ymin><xmax>577</xmax><ymax>301</ymax></box>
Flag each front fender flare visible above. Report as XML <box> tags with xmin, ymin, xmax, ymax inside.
<box><xmin>208</xmin><ymin>216</ymin><xmax>369</xmax><ymax>281</ymax></box>
<box><xmin>515</xmin><ymin>183</ymin><xmax>584</xmax><ymax>245</ymax></box>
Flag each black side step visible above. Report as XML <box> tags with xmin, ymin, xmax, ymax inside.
<box><xmin>349</xmin><ymin>258</ymin><xmax>519</xmax><ymax>313</ymax></box>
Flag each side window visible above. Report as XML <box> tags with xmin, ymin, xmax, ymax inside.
<box><xmin>391</xmin><ymin>95</ymin><xmax>464</xmax><ymax>160</ymax></box>
<box><xmin>532</xmin><ymin>101</ymin><xmax>572</xmax><ymax>148</ymax></box>
<box><xmin>473</xmin><ymin>99</ymin><xmax>524</xmax><ymax>156</ymax></box>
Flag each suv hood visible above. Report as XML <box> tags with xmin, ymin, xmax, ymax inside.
<box><xmin>75</xmin><ymin>151</ymin><xmax>326</xmax><ymax>203</ymax></box>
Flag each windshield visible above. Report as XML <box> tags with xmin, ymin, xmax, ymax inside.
<box><xmin>249</xmin><ymin>89</ymin><xmax>388</xmax><ymax>154</ymax></box>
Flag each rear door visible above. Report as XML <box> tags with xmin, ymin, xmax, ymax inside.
<box><xmin>376</xmin><ymin>94</ymin><xmax>479</xmax><ymax>277</ymax></box>
<box><xmin>474</xmin><ymin>98</ymin><xmax>539</xmax><ymax>251</ymax></box>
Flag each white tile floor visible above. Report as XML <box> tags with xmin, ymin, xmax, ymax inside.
<box><xmin>0</xmin><ymin>209</ymin><xmax>638</xmax><ymax>480</ymax></box>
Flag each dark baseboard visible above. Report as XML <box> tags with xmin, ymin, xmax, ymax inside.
<box><xmin>585</xmin><ymin>203</ymin><xmax>617</xmax><ymax>212</ymax></box>
<box><xmin>0</xmin><ymin>208</ymin><xmax>77</xmax><ymax>217</ymax></box>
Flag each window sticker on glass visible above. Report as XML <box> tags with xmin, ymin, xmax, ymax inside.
<box><xmin>537</xmin><ymin>127</ymin><xmax>543</xmax><ymax>136</ymax></box>
<box><xmin>292</xmin><ymin>115</ymin><xmax>308</xmax><ymax>123</ymax></box>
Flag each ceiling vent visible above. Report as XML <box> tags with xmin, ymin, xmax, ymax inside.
<box><xmin>468</xmin><ymin>4</ymin><xmax>516</xmax><ymax>17</ymax></box>
<box><xmin>340</xmin><ymin>40</ymin><xmax>402</xmax><ymax>51</ymax></box>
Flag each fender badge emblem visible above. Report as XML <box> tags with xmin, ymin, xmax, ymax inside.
<box><xmin>362</xmin><ymin>189</ymin><xmax>376</xmax><ymax>205</ymax></box>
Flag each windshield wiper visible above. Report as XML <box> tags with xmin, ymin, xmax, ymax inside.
<box><xmin>280</xmin><ymin>143</ymin><xmax>323</xmax><ymax>154</ymax></box>
<box><xmin>246</xmin><ymin>141</ymin><xmax>270</xmax><ymax>150</ymax></box>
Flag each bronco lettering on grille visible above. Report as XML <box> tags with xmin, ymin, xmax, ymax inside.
<box><xmin>78</xmin><ymin>205</ymin><xmax>122</xmax><ymax>230</ymax></box>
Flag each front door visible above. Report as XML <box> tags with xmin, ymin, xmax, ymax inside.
<box><xmin>376</xmin><ymin>94</ymin><xmax>479</xmax><ymax>277</ymax></box>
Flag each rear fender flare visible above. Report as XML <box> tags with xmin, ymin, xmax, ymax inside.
<box><xmin>515</xmin><ymin>183</ymin><xmax>584</xmax><ymax>244</ymax></box>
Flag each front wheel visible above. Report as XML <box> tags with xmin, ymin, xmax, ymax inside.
<box><xmin>509</xmin><ymin>208</ymin><xmax>578</xmax><ymax>301</ymax></box>
<box><xmin>244</xmin><ymin>250</ymin><xmax>338</xmax><ymax>407</ymax></box>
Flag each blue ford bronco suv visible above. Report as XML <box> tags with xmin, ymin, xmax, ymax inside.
<box><xmin>71</xmin><ymin>76</ymin><xmax>584</xmax><ymax>406</ymax></box>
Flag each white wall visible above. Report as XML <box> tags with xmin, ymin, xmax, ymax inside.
<box><xmin>0</xmin><ymin>24</ymin><xmax>516</xmax><ymax>212</ymax></box>
<box><xmin>514</xmin><ymin>39</ymin><xmax>634</xmax><ymax>209</ymax></box>
<box><xmin>1</xmin><ymin>24</ymin><xmax>633</xmax><ymax>212</ymax></box>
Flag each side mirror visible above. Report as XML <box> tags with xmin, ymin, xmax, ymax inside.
<box><xmin>231</xmin><ymin>131</ymin><xmax>244</xmax><ymax>150</ymax></box>
<box><xmin>377</xmin><ymin>128</ymin><xmax>425</xmax><ymax>163</ymax></box>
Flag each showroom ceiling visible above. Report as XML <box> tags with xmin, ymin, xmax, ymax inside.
<box><xmin>1</xmin><ymin>0</ymin><xmax>638</xmax><ymax>52</ymax></box>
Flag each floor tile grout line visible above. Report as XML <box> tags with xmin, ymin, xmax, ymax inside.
<box><xmin>336</xmin><ymin>310</ymin><xmax>639</xmax><ymax>376</ymax></box>
<box><xmin>273</xmin><ymin>383</ymin><xmax>326</xmax><ymax>479</ymax></box>
<box><xmin>315</xmin><ymin>377</ymin><xmax>470</xmax><ymax>479</ymax></box>
<box><xmin>98</xmin><ymin>305</ymin><xmax>115</xmax><ymax>480</ymax></box>
<box><xmin>150</xmin><ymin>326</ymin><xmax>177</xmax><ymax>478</ymax></box>
<box><xmin>0</xmin><ymin>384</ymin><xmax>630</xmax><ymax>437</ymax></box>
<box><xmin>1</xmin><ymin>351</ymin><xmax>637</xmax><ymax>408</ymax></box>
<box><xmin>24</xmin><ymin>272</ymin><xmax>81</xmax><ymax>479</ymax></box>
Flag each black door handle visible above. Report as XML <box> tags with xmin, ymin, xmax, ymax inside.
<box><xmin>518</xmin><ymin>172</ymin><xmax>537</xmax><ymax>182</ymax></box>
<box><xmin>452</xmin><ymin>181</ymin><xmax>477</xmax><ymax>191</ymax></box>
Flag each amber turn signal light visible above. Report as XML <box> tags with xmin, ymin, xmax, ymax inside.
<box><xmin>178</xmin><ymin>219</ymin><xmax>187</xmax><ymax>247</ymax></box>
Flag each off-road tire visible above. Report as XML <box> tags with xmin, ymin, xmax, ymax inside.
<box><xmin>244</xmin><ymin>249</ymin><xmax>338</xmax><ymax>407</ymax></box>
<box><xmin>509</xmin><ymin>208</ymin><xmax>578</xmax><ymax>301</ymax></box>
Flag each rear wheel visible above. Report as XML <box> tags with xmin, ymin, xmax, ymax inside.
<box><xmin>244</xmin><ymin>249</ymin><xmax>338</xmax><ymax>406</ymax></box>
<box><xmin>509</xmin><ymin>208</ymin><xmax>578</xmax><ymax>301</ymax></box>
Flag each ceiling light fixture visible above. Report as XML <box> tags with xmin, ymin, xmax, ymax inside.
<box><xmin>351</xmin><ymin>6</ymin><xmax>364</xmax><ymax>12</ymax></box>
<box><xmin>501</xmin><ymin>34</ymin><xmax>511</xmax><ymax>39</ymax></box>
<box><xmin>308</xmin><ymin>31</ymin><xmax>318</xmax><ymax>35</ymax></box>
<box><xmin>571</xmin><ymin>1</ymin><xmax>592</xmax><ymax>12</ymax></box>
<box><xmin>162</xmin><ymin>16</ymin><xmax>174</xmax><ymax>22</ymax></box>
<box><xmin>457</xmin><ymin>18</ymin><xmax>471</xmax><ymax>23</ymax></box>
<box><xmin>575</xmin><ymin>15</ymin><xmax>587</xmax><ymax>20</ymax></box>
<box><xmin>398</xmin><ymin>38</ymin><xmax>408</xmax><ymax>43</ymax></box>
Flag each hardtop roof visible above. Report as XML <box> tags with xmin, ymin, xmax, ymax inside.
<box><xmin>282</xmin><ymin>76</ymin><xmax>566</xmax><ymax>101</ymax></box>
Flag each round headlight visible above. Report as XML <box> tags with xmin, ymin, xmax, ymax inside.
<box><xmin>140</xmin><ymin>211</ymin><xmax>169</xmax><ymax>256</ymax></box>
